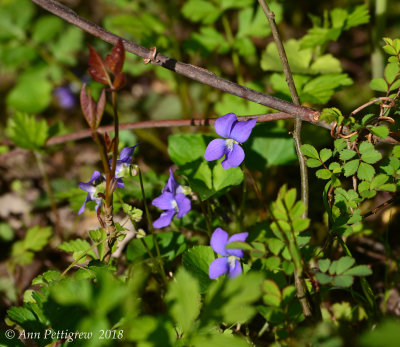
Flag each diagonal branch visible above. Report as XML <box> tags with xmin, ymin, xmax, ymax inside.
<box><xmin>30</xmin><ymin>0</ymin><xmax>319</xmax><ymax>123</ymax></box>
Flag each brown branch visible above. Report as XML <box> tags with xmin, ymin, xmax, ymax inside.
<box><xmin>30</xmin><ymin>0</ymin><xmax>319</xmax><ymax>122</ymax></box>
<box><xmin>0</xmin><ymin>113</ymin><xmax>293</xmax><ymax>161</ymax></box>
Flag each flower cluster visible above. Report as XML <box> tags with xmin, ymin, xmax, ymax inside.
<box><xmin>78</xmin><ymin>145</ymin><xmax>137</xmax><ymax>214</ymax></box>
<box><xmin>152</xmin><ymin>169</ymin><xmax>191</xmax><ymax>228</ymax></box>
<box><xmin>205</xmin><ymin>113</ymin><xmax>256</xmax><ymax>169</ymax></box>
<box><xmin>209</xmin><ymin>228</ymin><xmax>248</xmax><ymax>279</ymax></box>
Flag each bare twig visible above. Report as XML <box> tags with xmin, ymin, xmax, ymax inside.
<box><xmin>257</xmin><ymin>0</ymin><xmax>309</xmax><ymax>219</ymax></box>
<box><xmin>350</xmin><ymin>97</ymin><xmax>395</xmax><ymax>116</ymax></box>
<box><xmin>30</xmin><ymin>0</ymin><xmax>319</xmax><ymax>122</ymax></box>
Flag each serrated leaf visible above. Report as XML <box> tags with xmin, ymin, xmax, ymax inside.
<box><xmin>318</xmin><ymin>259</ymin><xmax>331</xmax><ymax>273</ymax></box>
<box><xmin>343</xmin><ymin>265</ymin><xmax>372</xmax><ymax>276</ymax></box>
<box><xmin>181</xmin><ymin>0</ymin><xmax>220</xmax><ymax>24</ymax></box>
<box><xmin>225</xmin><ymin>241</ymin><xmax>252</xmax><ymax>251</ymax></box>
<box><xmin>340</xmin><ymin>149</ymin><xmax>357</xmax><ymax>161</ymax></box>
<box><xmin>316</xmin><ymin>169</ymin><xmax>332</xmax><ymax>180</ymax></box>
<box><xmin>190</xmin><ymin>26</ymin><xmax>230</xmax><ymax>54</ymax></box>
<box><xmin>384</xmin><ymin>62</ymin><xmax>400</xmax><ymax>84</ymax></box>
<box><xmin>320</xmin><ymin>148</ymin><xmax>333</xmax><ymax>162</ymax></box>
<box><xmin>360</xmin><ymin>143</ymin><xmax>382</xmax><ymax>164</ymax></box>
<box><xmin>370</xmin><ymin>125</ymin><xmax>389</xmax><ymax>139</ymax></box>
<box><xmin>332</xmin><ymin>275</ymin><xmax>354</xmax><ymax>287</ymax></box>
<box><xmin>357</xmin><ymin>162</ymin><xmax>375</xmax><ymax>181</ymax></box>
<box><xmin>58</xmin><ymin>239</ymin><xmax>97</xmax><ymax>260</ymax></box>
<box><xmin>301</xmin><ymin>144</ymin><xmax>319</xmax><ymax>159</ymax></box>
<box><xmin>88</xmin><ymin>44</ymin><xmax>110</xmax><ymax>85</ymax></box>
<box><xmin>263</xmin><ymin>280</ymin><xmax>282</xmax><ymax>307</ymax></box>
<box><xmin>182</xmin><ymin>246</ymin><xmax>214</xmax><ymax>294</ymax></box>
<box><xmin>369</xmin><ymin>78</ymin><xmax>387</xmax><ymax>92</ymax></box>
<box><xmin>379</xmin><ymin>183</ymin><xmax>396</xmax><ymax>192</ymax></box>
<box><xmin>371</xmin><ymin>174</ymin><xmax>389</xmax><ymax>189</ymax></box>
<box><xmin>343</xmin><ymin>159</ymin><xmax>360</xmax><ymax>176</ymax></box>
<box><xmin>105</xmin><ymin>38</ymin><xmax>125</xmax><ymax>75</ymax></box>
<box><xmin>292</xmin><ymin>219</ymin><xmax>310</xmax><ymax>233</ymax></box>
<box><xmin>166</xmin><ymin>268</ymin><xmax>200</xmax><ymax>334</ymax></box>
<box><xmin>344</xmin><ymin>4</ymin><xmax>370</xmax><ymax>30</ymax></box>
<box><xmin>306</xmin><ymin>158</ymin><xmax>323</xmax><ymax>168</ymax></box>
<box><xmin>335</xmin><ymin>256</ymin><xmax>356</xmax><ymax>274</ymax></box>
<box><xmin>315</xmin><ymin>272</ymin><xmax>332</xmax><ymax>285</ymax></box>
<box><xmin>284</xmin><ymin>188</ymin><xmax>297</xmax><ymax>211</ymax></box>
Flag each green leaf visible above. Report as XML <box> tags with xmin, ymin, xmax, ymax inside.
<box><xmin>370</xmin><ymin>125</ymin><xmax>389</xmax><ymax>139</ymax></box>
<box><xmin>306</xmin><ymin>158</ymin><xmax>323</xmax><ymax>168</ymax></box>
<box><xmin>58</xmin><ymin>239</ymin><xmax>97</xmax><ymax>261</ymax></box>
<box><xmin>340</xmin><ymin>149</ymin><xmax>357</xmax><ymax>161</ymax></box>
<box><xmin>225</xmin><ymin>241</ymin><xmax>252</xmax><ymax>251</ymax></box>
<box><xmin>263</xmin><ymin>280</ymin><xmax>282</xmax><ymax>307</ymax></box>
<box><xmin>166</xmin><ymin>268</ymin><xmax>201</xmax><ymax>334</ymax></box>
<box><xmin>315</xmin><ymin>272</ymin><xmax>332</xmax><ymax>285</ymax></box>
<box><xmin>344</xmin><ymin>4</ymin><xmax>370</xmax><ymax>29</ymax></box>
<box><xmin>181</xmin><ymin>0</ymin><xmax>220</xmax><ymax>24</ymax></box>
<box><xmin>343</xmin><ymin>265</ymin><xmax>372</xmax><ymax>277</ymax></box>
<box><xmin>190</xmin><ymin>26</ymin><xmax>230</xmax><ymax>54</ymax></box>
<box><xmin>384</xmin><ymin>62</ymin><xmax>400</xmax><ymax>84</ymax></box>
<box><xmin>168</xmin><ymin>134</ymin><xmax>208</xmax><ymax>166</ymax></box>
<box><xmin>357</xmin><ymin>162</ymin><xmax>375</xmax><ymax>181</ymax></box>
<box><xmin>301</xmin><ymin>74</ymin><xmax>353</xmax><ymax>104</ymax></box>
<box><xmin>318</xmin><ymin>259</ymin><xmax>331</xmax><ymax>273</ymax></box>
<box><xmin>237</xmin><ymin>6</ymin><xmax>272</xmax><ymax>38</ymax></box>
<box><xmin>182</xmin><ymin>246</ymin><xmax>214</xmax><ymax>294</ymax></box>
<box><xmin>6</xmin><ymin>70</ymin><xmax>53</xmax><ymax>113</ymax></box>
<box><xmin>191</xmin><ymin>333</ymin><xmax>249</xmax><ymax>347</ymax></box>
<box><xmin>320</xmin><ymin>148</ymin><xmax>333</xmax><ymax>162</ymax></box>
<box><xmin>371</xmin><ymin>174</ymin><xmax>389</xmax><ymax>190</ymax></box>
<box><xmin>6</xmin><ymin>112</ymin><xmax>49</xmax><ymax>151</ymax></box>
<box><xmin>360</xmin><ymin>142</ymin><xmax>382</xmax><ymax>164</ymax></box>
<box><xmin>32</xmin><ymin>16</ymin><xmax>63</xmax><ymax>43</ymax></box>
<box><xmin>369</xmin><ymin>78</ymin><xmax>387</xmax><ymax>92</ymax></box>
<box><xmin>300</xmin><ymin>28</ymin><xmax>341</xmax><ymax>50</ymax></box>
<box><xmin>261</xmin><ymin>39</ymin><xmax>312</xmax><ymax>74</ymax></box>
<box><xmin>316</xmin><ymin>169</ymin><xmax>332</xmax><ymax>180</ymax></box>
<box><xmin>49</xmin><ymin>26</ymin><xmax>83</xmax><ymax>65</ymax></box>
<box><xmin>332</xmin><ymin>275</ymin><xmax>354</xmax><ymax>287</ymax></box>
<box><xmin>343</xmin><ymin>159</ymin><xmax>360</xmax><ymax>176</ymax></box>
<box><xmin>213</xmin><ymin>164</ymin><xmax>244</xmax><ymax>192</ymax></box>
<box><xmin>202</xmin><ymin>272</ymin><xmax>263</xmax><ymax>324</ymax></box>
<box><xmin>220</xmin><ymin>0</ymin><xmax>253</xmax><ymax>11</ymax></box>
<box><xmin>335</xmin><ymin>256</ymin><xmax>356</xmax><ymax>274</ymax></box>
<box><xmin>0</xmin><ymin>222</ymin><xmax>14</xmax><ymax>242</ymax></box>
<box><xmin>301</xmin><ymin>144</ymin><xmax>319</xmax><ymax>159</ymax></box>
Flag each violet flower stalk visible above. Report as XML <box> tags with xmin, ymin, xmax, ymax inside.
<box><xmin>152</xmin><ymin>169</ymin><xmax>191</xmax><ymax>228</ymax></box>
<box><xmin>204</xmin><ymin>113</ymin><xmax>256</xmax><ymax>169</ymax></box>
<box><xmin>78</xmin><ymin>171</ymin><xmax>105</xmax><ymax>215</ymax></box>
<box><xmin>209</xmin><ymin>228</ymin><xmax>248</xmax><ymax>279</ymax></box>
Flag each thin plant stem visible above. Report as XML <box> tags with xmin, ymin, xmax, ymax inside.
<box><xmin>138</xmin><ymin>167</ymin><xmax>168</xmax><ymax>285</ymax></box>
<box><xmin>371</xmin><ymin>0</ymin><xmax>387</xmax><ymax>79</ymax></box>
<box><xmin>239</xmin><ymin>172</ymin><xmax>247</xmax><ymax>233</ymax></box>
<box><xmin>34</xmin><ymin>151</ymin><xmax>63</xmax><ymax>239</ymax></box>
<box><xmin>257</xmin><ymin>0</ymin><xmax>308</xmax><ymax>218</ymax></box>
<box><xmin>258</xmin><ymin>0</ymin><xmax>315</xmax><ymax>320</ymax></box>
<box><xmin>221</xmin><ymin>14</ymin><xmax>244</xmax><ymax>85</ymax></box>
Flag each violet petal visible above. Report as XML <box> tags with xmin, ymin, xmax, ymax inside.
<box><xmin>214</xmin><ymin>113</ymin><xmax>237</xmax><ymax>138</ymax></box>
<box><xmin>226</xmin><ymin>232</ymin><xmax>249</xmax><ymax>258</ymax></box>
<box><xmin>153</xmin><ymin>209</ymin><xmax>176</xmax><ymax>228</ymax></box>
<box><xmin>210</xmin><ymin>228</ymin><xmax>229</xmax><ymax>256</ymax></box>
<box><xmin>204</xmin><ymin>139</ymin><xmax>227</xmax><ymax>162</ymax></box>
<box><xmin>175</xmin><ymin>193</ymin><xmax>191</xmax><ymax>218</ymax></box>
<box><xmin>209</xmin><ymin>257</ymin><xmax>229</xmax><ymax>279</ymax></box>
<box><xmin>152</xmin><ymin>192</ymin><xmax>174</xmax><ymax>210</ymax></box>
<box><xmin>230</xmin><ymin>119</ymin><xmax>257</xmax><ymax>143</ymax></box>
<box><xmin>228</xmin><ymin>259</ymin><xmax>243</xmax><ymax>278</ymax></box>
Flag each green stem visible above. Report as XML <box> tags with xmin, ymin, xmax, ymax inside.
<box><xmin>221</xmin><ymin>14</ymin><xmax>244</xmax><ymax>85</ymax></box>
<box><xmin>34</xmin><ymin>151</ymin><xmax>63</xmax><ymax>239</ymax></box>
<box><xmin>138</xmin><ymin>167</ymin><xmax>168</xmax><ymax>285</ymax></box>
<box><xmin>371</xmin><ymin>0</ymin><xmax>387</xmax><ymax>79</ymax></box>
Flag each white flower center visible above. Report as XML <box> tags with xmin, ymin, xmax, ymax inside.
<box><xmin>225</xmin><ymin>139</ymin><xmax>235</xmax><ymax>151</ymax></box>
<box><xmin>171</xmin><ymin>199</ymin><xmax>179</xmax><ymax>212</ymax></box>
<box><xmin>228</xmin><ymin>255</ymin><xmax>236</xmax><ymax>269</ymax></box>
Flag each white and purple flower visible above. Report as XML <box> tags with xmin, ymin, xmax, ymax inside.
<box><xmin>209</xmin><ymin>228</ymin><xmax>248</xmax><ymax>279</ymax></box>
<box><xmin>151</xmin><ymin>169</ymin><xmax>191</xmax><ymax>228</ymax></box>
<box><xmin>204</xmin><ymin>113</ymin><xmax>256</xmax><ymax>169</ymax></box>
<box><xmin>78</xmin><ymin>170</ymin><xmax>105</xmax><ymax>215</ymax></box>
<box><xmin>111</xmin><ymin>145</ymin><xmax>138</xmax><ymax>188</ymax></box>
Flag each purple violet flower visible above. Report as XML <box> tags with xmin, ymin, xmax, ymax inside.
<box><xmin>152</xmin><ymin>169</ymin><xmax>191</xmax><ymax>228</ymax></box>
<box><xmin>110</xmin><ymin>145</ymin><xmax>138</xmax><ymax>188</ymax></box>
<box><xmin>209</xmin><ymin>228</ymin><xmax>248</xmax><ymax>279</ymax></box>
<box><xmin>204</xmin><ymin>113</ymin><xmax>256</xmax><ymax>169</ymax></box>
<box><xmin>78</xmin><ymin>171</ymin><xmax>105</xmax><ymax>215</ymax></box>
<box><xmin>54</xmin><ymin>86</ymin><xmax>76</xmax><ymax>109</ymax></box>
